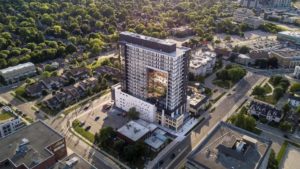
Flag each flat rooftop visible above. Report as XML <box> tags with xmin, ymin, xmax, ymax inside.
<box><xmin>272</xmin><ymin>48</ymin><xmax>300</xmax><ymax>58</ymax></box>
<box><xmin>279</xmin><ymin>31</ymin><xmax>300</xmax><ymax>38</ymax></box>
<box><xmin>0</xmin><ymin>120</ymin><xmax>64</xmax><ymax>169</ymax></box>
<box><xmin>53</xmin><ymin>153</ymin><xmax>96</xmax><ymax>169</ymax></box>
<box><xmin>0</xmin><ymin>62</ymin><xmax>35</xmax><ymax>74</ymax></box>
<box><xmin>188</xmin><ymin>94</ymin><xmax>208</xmax><ymax>108</ymax></box>
<box><xmin>117</xmin><ymin>121</ymin><xmax>150</xmax><ymax>142</ymax></box>
<box><xmin>119</xmin><ymin>31</ymin><xmax>190</xmax><ymax>55</ymax></box>
<box><xmin>187</xmin><ymin>122</ymin><xmax>272</xmax><ymax>169</ymax></box>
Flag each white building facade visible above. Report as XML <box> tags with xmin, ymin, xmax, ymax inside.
<box><xmin>189</xmin><ymin>51</ymin><xmax>216</xmax><ymax>77</ymax></box>
<box><xmin>0</xmin><ymin>62</ymin><xmax>36</xmax><ymax>84</ymax></box>
<box><xmin>0</xmin><ymin>106</ymin><xmax>23</xmax><ymax>138</ymax></box>
<box><xmin>112</xmin><ymin>84</ymin><xmax>157</xmax><ymax>122</ymax></box>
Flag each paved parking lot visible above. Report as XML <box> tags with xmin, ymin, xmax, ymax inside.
<box><xmin>77</xmin><ymin>107</ymin><xmax>129</xmax><ymax>134</ymax></box>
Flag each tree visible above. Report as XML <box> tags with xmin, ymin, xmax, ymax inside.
<box><xmin>267</xmin><ymin>149</ymin><xmax>279</xmax><ymax>169</ymax></box>
<box><xmin>273</xmin><ymin>87</ymin><xmax>284</xmax><ymax>100</ymax></box>
<box><xmin>252</xmin><ymin>86</ymin><xmax>266</xmax><ymax>97</ymax></box>
<box><xmin>66</xmin><ymin>44</ymin><xmax>77</xmax><ymax>54</ymax></box>
<box><xmin>128</xmin><ymin>107</ymin><xmax>140</xmax><ymax>120</ymax></box>
<box><xmin>228</xmin><ymin>112</ymin><xmax>257</xmax><ymax>133</ymax></box>
<box><xmin>239</xmin><ymin>45</ymin><xmax>250</xmax><ymax>54</ymax></box>
<box><xmin>114</xmin><ymin>139</ymin><xmax>125</xmax><ymax>153</ymax></box>
<box><xmin>282</xmin><ymin>103</ymin><xmax>290</xmax><ymax>115</ymax></box>
<box><xmin>95</xmin><ymin>127</ymin><xmax>116</xmax><ymax>147</ymax></box>
<box><xmin>290</xmin><ymin>83</ymin><xmax>300</xmax><ymax>93</ymax></box>
<box><xmin>279</xmin><ymin>121</ymin><xmax>292</xmax><ymax>132</ymax></box>
<box><xmin>228</xmin><ymin>67</ymin><xmax>246</xmax><ymax>82</ymax></box>
<box><xmin>216</xmin><ymin>69</ymin><xmax>229</xmax><ymax>81</ymax></box>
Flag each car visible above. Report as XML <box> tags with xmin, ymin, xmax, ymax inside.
<box><xmin>84</xmin><ymin>106</ymin><xmax>89</xmax><ymax>110</ymax></box>
<box><xmin>283</xmin><ymin>134</ymin><xmax>289</xmax><ymax>139</ymax></box>
<box><xmin>117</xmin><ymin>113</ymin><xmax>121</xmax><ymax>116</ymax></box>
<box><xmin>80</xmin><ymin>121</ymin><xmax>85</xmax><ymax>127</ymax></box>
<box><xmin>170</xmin><ymin>153</ymin><xmax>176</xmax><ymax>159</ymax></box>
<box><xmin>95</xmin><ymin>116</ymin><xmax>100</xmax><ymax>121</ymax></box>
<box><xmin>85</xmin><ymin>126</ymin><xmax>91</xmax><ymax>131</ymax></box>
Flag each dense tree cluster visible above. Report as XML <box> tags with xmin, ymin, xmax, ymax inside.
<box><xmin>0</xmin><ymin>0</ymin><xmax>236</xmax><ymax>69</ymax></box>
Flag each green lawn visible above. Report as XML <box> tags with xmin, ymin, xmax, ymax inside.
<box><xmin>263</xmin><ymin>83</ymin><xmax>272</xmax><ymax>94</ymax></box>
<box><xmin>213</xmin><ymin>79</ymin><xmax>232</xmax><ymax>89</ymax></box>
<box><xmin>254</xmin><ymin>95</ymin><xmax>277</xmax><ymax>105</ymax></box>
<box><xmin>277</xmin><ymin>141</ymin><xmax>288</xmax><ymax>163</ymax></box>
<box><xmin>72</xmin><ymin>120</ymin><xmax>95</xmax><ymax>143</ymax></box>
<box><xmin>0</xmin><ymin>111</ymin><xmax>13</xmax><ymax>121</ymax></box>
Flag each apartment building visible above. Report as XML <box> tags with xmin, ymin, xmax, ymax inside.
<box><xmin>114</xmin><ymin>31</ymin><xmax>190</xmax><ymax>131</ymax></box>
<box><xmin>189</xmin><ymin>51</ymin><xmax>216</xmax><ymax>77</ymax></box>
<box><xmin>0</xmin><ymin>62</ymin><xmax>36</xmax><ymax>84</ymax></box>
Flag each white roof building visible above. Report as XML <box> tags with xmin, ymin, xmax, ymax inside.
<box><xmin>189</xmin><ymin>51</ymin><xmax>216</xmax><ymax>77</ymax></box>
<box><xmin>117</xmin><ymin>121</ymin><xmax>150</xmax><ymax>142</ymax></box>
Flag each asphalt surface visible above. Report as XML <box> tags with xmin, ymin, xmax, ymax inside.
<box><xmin>152</xmin><ymin>71</ymin><xmax>264</xmax><ymax>169</ymax></box>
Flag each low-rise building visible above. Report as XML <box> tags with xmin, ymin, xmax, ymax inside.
<box><xmin>0</xmin><ymin>106</ymin><xmax>24</xmax><ymax>138</ymax></box>
<box><xmin>288</xmin><ymin>94</ymin><xmax>300</xmax><ymax>107</ymax></box>
<box><xmin>249</xmin><ymin>101</ymin><xmax>283</xmax><ymax>123</ymax></box>
<box><xmin>0</xmin><ymin>62</ymin><xmax>36</xmax><ymax>84</ymax></box>
<box><xmin>26</xmin><ymin>77</ymin><xmax>66</xmax><ymax>97</ymax></box>
<box><xmin>233</xmin><ymin>8</ymin><xmax>263</xmax><ymax>29</ymax></box>
<box><xmin>293</xmin><ymin>66</ymin><xmax>300</xmax><ymax>79</ymax></box>
<box><xmin>270</xmin><ymin>48</ymin><xmax>300</xmax><ymax>68</ymax></box>
<box><xmin>186</xmin><ymin>122</ymin><xmax>272</xmax><ymax>169</ymax></box>
<box><xmin>144</xmin><ymin>129</ymin><xmax>169</xmax><ymax>152</ymax></box>
<box><xmin>236</xmin><ymin>54</ymin><xmax>255</xmax><ymax>66</ymax></box>
<box><xmin>187</xmin><ymin>92</ymin><xmax>209</xmax><ymax>117</ymax></box>
<box><xmin>112</xmin><ymin>84</ymin><xmax>157</xmax><ymax>123</ymax></box>
<box><xmin>62</xmin><ymin>67</ymin><xmax>90</xmax><ymax>82</ymax></box>
<box><xmin>189</xmin><ymin>51</ymin><xmax>216</xmax><ymax>77</ymax></box>
<box><xmin>0</xmin><ymin>120</ymin><xmax>67</xmax><ymax>169</ymax></box>
<box><xmin>53</xmin><ymin>153</ymin><xmax>97</xmax><ymax>169</ymax></box>
<box><xmin>117</xmin><ymin>120</ymin><xmax>151</xmax><ymax>143</ymax></box>
<box><xmin>277</xmin><ymin>31</ymin><xmax>300</xmax><ymax>45</ymax></box>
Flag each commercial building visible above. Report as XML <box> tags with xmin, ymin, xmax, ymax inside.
<box><xmin>186</xmin><ymin>122</ymin><xmax>272</xmax><ymax>169</ymax></box>
<box><xmin>270</xmin><ymin>48</ymin><xmax>300</xmax><ymax>68</ymax></box>
<box><xmin>117</xmin><ymin>120</ymin><xmax>151</xmax><ymax>143</ymax></box>
<box><xmin>233</xmin><ymin>8</ymin><xmax>263</xmax><ymax>29</ymax></box>
<box><xmin>0</xmin><ymin>120</ymin><xmax>67</xmax><ymax>169</ymax></box>
<box><xmin>189</xmin><ymin>51</ymin><xmax>216</xmax><ymax>77</ymax></box>
<box><xmin>115</xmin><ymin>31</ymin><xmax>190</xmax><ymax>131</ymax></box>
<box><xmin>0</xmin><ymin>62</ymin><xmax>36</xmax><ymax>84</ymax></box>
<box><xmin>240</xmin><ymin>0</ymin><xmax>291</xmax><ymax>9</ymax></box>
<box><xmin>0</xmin><ymin>106</ymin><xmax>24</xmax><ymax>138</ymax></box>
<box><xmin>277</xmin><ymin>31</ymin><xmax>300</xmax><ymax>45</ymax></box>
<box><xmin>293</xmin><ymin>66</ymin><xmax>300</xmax><ymax>79</ymax></box>
<box><xmin>53</xmin><ymin>153</ymin><xmax>97</xmax><ymax>169</ymax></box>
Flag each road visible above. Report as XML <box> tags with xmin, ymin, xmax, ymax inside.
<box><xmin>151</xmin><ymin>71</ymin><xmax>265</xmax><ymax>169</ymax></box>
<box><xmin>48</xmin><ymin>93</ymin><xmax>123</xmax><ymax>169</ymax></box>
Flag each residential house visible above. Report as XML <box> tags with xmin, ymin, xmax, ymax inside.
<box><xmin>288</xmin><ymin>94</ymin><xmax>300</xmax><ymax>107</ymax></box>
<box><xmin>63</xmin><ymin>67</ymin><xmax>90</xmax><ymax>82</ymax></box>
<box><xmin>248</xmin><ymin>101</ymin><xmax>283</xmax><ymax>123</ymax></box>
<box><xmin>94</xmin><ymin>66</ymin><xmax>120</xmax><ymax>78</ymax></box>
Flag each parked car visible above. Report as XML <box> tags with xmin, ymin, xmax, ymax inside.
<box><xmin>85</xmin><ymin>126</ymin><xmax>91</xmax><ymax>131</ymax></box>
<box><xmin>95</xmin><ymin>116</ymin><xmax>100</xmax><ymax>121</ymax></box>
<box><xmin>80</xmin><ymin>121</ymin><xmax>85</xmax><ymax>127</ymax></box>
